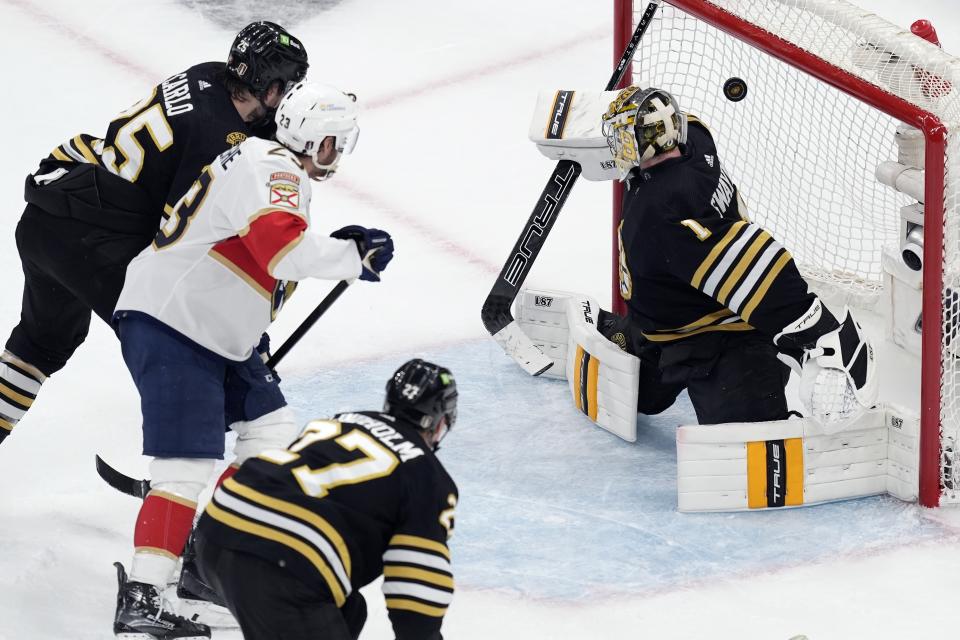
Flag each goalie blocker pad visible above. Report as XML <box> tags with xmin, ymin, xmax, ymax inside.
<box><xmin>515</xmin><ymin>288</ymin><xmax>640</xmax><ymax>441</ymax></box>
<box><xmin>676</xmin><ymin>405</ymin><xmax>919</xmax><ymax>512</ymax></box>
<box><xmin>529</xmin><ymin>90</ymin><xmax>622</xmax><ymax>182</ymax></box>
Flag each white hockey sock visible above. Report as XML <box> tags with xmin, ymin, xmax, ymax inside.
<box><xmin>130</xmin><ymin>551</ymin><xmax>180</xmax><ymax>589</ymax></box>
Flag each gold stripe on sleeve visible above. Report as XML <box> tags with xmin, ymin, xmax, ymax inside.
<box><xmin>690</xmin><ymin>221</ymin><xmax>747</xmax><ymax>289</ymax></box>
<box><xmin>384</xmin><ymin>566</ymin><xmax>454</xmax><ymax>589</ymax></box>
<box><xmin>0</xmin><ymin>382</ymin><xmax>33</xmax><ymax>407</ymax></box>
<box><xmin>389</xmin><ymin>534</ymin><xmax>451</xmax><ymax>560</ymax></box>
<box><xmin>385</xmin><ymin>598</ymin><xmax>447</xmax><ymax>618</ymax></box>
<box><xmin>740</xmin><ymin>251</ymin><xmax>794</xmax><ymax>323</ymax></box>
<box><xmin>51</xmin><ymin>147</ymin><xmax>72</xmax><ymax>162</ymax></box>
<box><xmin>716</xmin><ymin>232</ymin><xmax>770</xmax><ymax>305</ymax></box>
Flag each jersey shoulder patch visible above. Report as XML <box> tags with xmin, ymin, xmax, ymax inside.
<box><xmin>240</xmin><ymin>139</ymin><xmax>309</xmax><ymax>212</ymax></box>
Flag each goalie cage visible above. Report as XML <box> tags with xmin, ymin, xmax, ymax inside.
<box><xmin>612</xmin><ymin>0</ymin><xmax>960</xmax><ymax>507</ymax></box>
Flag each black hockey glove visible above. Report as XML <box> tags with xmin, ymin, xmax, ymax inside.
<box><xmin>330</xmin><ymin>225</ymin><xmax>394</xmax><ymax>282</ymax></box>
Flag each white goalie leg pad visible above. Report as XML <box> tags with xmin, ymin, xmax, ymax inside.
<box><xmin>230</xmin><ymin>406</ymin><xmax>301</xmax><ymax>465</ymax></box>
<box><xmin>514</xmin><ymin>288</ymin><xmax>578</xmax><ymax>380</ymax></box>
<box><xmin>676</xmin><ymin>409</ymin><xmax>891</xmax><ymax>512</ymax></box>
<box><xmin>564</xmin><ymin>294</ymin><xmax>640</xmax><ymax>442</ymax></box>
<box><xmin>800</xmin><ymin>308</ymin><xmax>878</xmax><ymax>433</ymax></box>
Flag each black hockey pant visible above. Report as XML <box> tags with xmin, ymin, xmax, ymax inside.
<box><xmin>5</xmin><ymin>203</ymin><xmax>152</xmax><ymax>376</ymax></box>
<box><xmin>600</xmin><ymin>311</ymin><xmax>790</xmax><ymax>424</ymax></box>
<box><xmin>195</xmin><ymin>532</ymin><xmax>367</xmax><ymax>640</ymax></box>
<box><xmin>656</xmin><ymin>330</ymin><xmax>791</xmax><ymax>424</ymax></box>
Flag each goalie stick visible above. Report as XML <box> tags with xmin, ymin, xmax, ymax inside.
<box><xmin>95</xmin><ymin>280</ymin><xmax>353</xmax><ymax>498</ymax></box>
<box><xmin>480</xmin><ymin>0</ymin><xmax>661</xmax><ymax>375</ymax></box>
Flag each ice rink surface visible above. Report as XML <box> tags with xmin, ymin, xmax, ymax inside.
<box><xmin>1</xmin><ymin>0</ymin><xmax>959</xmax><ymax>638</ymax></box>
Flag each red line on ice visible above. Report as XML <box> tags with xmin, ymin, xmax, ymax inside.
<box><xmin>365</xmin><ymin>25</ymin><xmax>609</xmax><ymax>111</ymax></box>
<box><xmin>7</xmin><ymin>0</ymin><xmax>603</xmax><ymax>277</ymax></box>
<box><xmin>3</xmin><ymin>0</ymin><xmax>157</xmax><ymax>80</ymax></box>
<box><xmin>330</xmin><ymin>178</ymin><xmax>500</xmax><ymax>275</ymax></box>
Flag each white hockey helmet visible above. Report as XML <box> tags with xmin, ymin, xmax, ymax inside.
<box><xmin>601</xmin><ymin>86</ymin><xmax>686</xmax><ymax>180</ymax></box>
<box><xmin>275</xmin><ymin>81</ymin><xmax>360</xmax><ymax>180</ymax></box>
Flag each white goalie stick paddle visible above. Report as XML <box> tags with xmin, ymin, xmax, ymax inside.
<box><xmin>95</xmin><ymin>280</ymin><xmax>353</xmax><ymax>498</ymax></box>
<box><xmin>479</xmin><ymin>0</ymin><xmax>661</xmax><ymax>375</ymax></box>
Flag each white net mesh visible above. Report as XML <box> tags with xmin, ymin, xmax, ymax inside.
<box><xmin>625</xmin><ymin>0</ymin><xmax>960</xmax><ymax>503</ymax></box>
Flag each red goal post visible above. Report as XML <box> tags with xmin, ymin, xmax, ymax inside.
<box><xmin>612</xmin><ymin>0</ymin><xmax>960</xmax><ymax>507</ymax></box>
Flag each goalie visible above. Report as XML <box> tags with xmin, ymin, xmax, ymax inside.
<box><xmin>524</xmin><ymin>86</ymin><xmax>877</xmax><ymax>435</ymax></box>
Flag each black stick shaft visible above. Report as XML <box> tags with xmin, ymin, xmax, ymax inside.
<box><xmin>267</xmin><ymin>279</ymin><xmax>351</xmax><ymax>369</ymax></box>
<box><xmin>480</xmin><ymin>1</ymin><xmax>661</xmax><ymax>338</ymax></box>
<box><xmin>608</xmin><ymin>0</ymin><xmax>660</xmax><ymax>91</ymax></box>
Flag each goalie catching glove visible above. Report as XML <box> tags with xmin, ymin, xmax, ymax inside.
<box><xmin>774</xmin><ymin>299</ymin><xmax>878</xmax><ymax>431</ymax></box>
<box><xmin>330</xmin><ymin>225</ymin><xmax>394</xmax><ymax>281</ymax></box>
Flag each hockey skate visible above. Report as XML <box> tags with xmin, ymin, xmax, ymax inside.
<box><xmin>175</xmin><ymin>533</ymin><xmax>237</xmax><ymax>628</ymax></box>
<box><xmin>113</xmin><ymin>562</ymin><xmax>210</xmax><ymax>640</ymax></box>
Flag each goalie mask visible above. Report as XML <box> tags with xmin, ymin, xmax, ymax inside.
<box><xmin>601</xmin><ymin>86</ymin><xmax>686</xmax><ymax>180</ymax></box>
<box><xmin>275</xmin><ymin>82</ymin><xmax>360</xmax><ymax>181</ymax></box>
<box><xmin>384</xmin><ymin>359</ymin><xmax>458</xmax><ymax>450</ymax></box>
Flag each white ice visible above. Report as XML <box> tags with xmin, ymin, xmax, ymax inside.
<box><xmin>1</xmin><ymin>1</ymin><xmax>959</xmax><ymax>639</ymax></box>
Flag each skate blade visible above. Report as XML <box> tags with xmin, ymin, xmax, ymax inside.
<box><xmin>177</xmin><ymin>599</ymin><xmax>238</xmax><ymax>629</ymax></box>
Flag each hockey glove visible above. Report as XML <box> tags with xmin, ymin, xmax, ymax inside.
<box><xmin>775</xmin><ymin>300</ymin><xmax>878</xmax><ymax>431</ymax></box>
<box><xmin>330</xmin><ymin>225</ymin><xmax>394</xmax><ymax>282</ymax></box>
<box><xmin>255</xmin><ymin>333</ymin><xmax>280</xmax><ymax>382</ymax></box>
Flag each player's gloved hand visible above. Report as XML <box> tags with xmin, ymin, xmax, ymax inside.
<box><xmin>330</xmin><ymin>225</ymin><xmax>394</xmax><ymax>282</ymax></box>
<box><xmin>255</xmin><ymin>333</ymin><xmax>281</xmax><ymax>382</ymax></box>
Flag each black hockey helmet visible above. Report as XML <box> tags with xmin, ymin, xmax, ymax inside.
<box><xmin>226</xmin><ymin>21</ymin><xmax>309</xmax><ymax>98</ymax></box>
<box><xmin>384</xmin><ymin>359</ymin><xmax>458</xmax><ymax>447</ymax></box>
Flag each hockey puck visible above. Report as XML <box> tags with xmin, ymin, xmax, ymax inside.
<box><xmin>723</xmin><ymin>77</ymin><xmax>748</xmax><ymax>102</ymax></box>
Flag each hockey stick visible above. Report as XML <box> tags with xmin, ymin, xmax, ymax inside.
<box><xmin>95</xmin><ymin>279</ymin><xmax>353</xmax><ymax>498</ymax></box>
<box><xmin>266</xmin><ymin>279</ymin><xmax>351</xmax><ymax>369</ymax></box>
<box><xmin>480</xmin><ymin>0</ymin><xmax>661</xmax><ymax>375</ymax></box>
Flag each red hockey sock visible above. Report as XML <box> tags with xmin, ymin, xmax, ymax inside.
<box><xmin>133</xmin><ymin>491</ymin><xmax>197</xmax><ymax>558</ymax></box>
<box><xmin>215</xmin><ymin>464</ymin><xmax>239</xmax><ymax>488</ymax></box>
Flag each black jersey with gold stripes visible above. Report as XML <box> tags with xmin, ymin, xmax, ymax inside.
<box><xmin>42</xmin><ymin>62</ymin><xmax>271</xmax><ymax>222</ymax></box>
<box><xmin>618</xmin><ymin>117</ymin><xmax>816</xmax><ymax>343</ymax></box>
<box><xmin>196</xmin><ymin>410</ymin><xmax>458</xmax><ymax>640</ymax></box>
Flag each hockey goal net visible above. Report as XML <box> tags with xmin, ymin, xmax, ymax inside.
<box><xmin>613</xmin><ymin>0</ymin><xmax>960</xmax><ymax>506</ymax></box>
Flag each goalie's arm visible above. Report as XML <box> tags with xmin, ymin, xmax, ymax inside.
<box><xmin>650</xmin><ymin>213</ymin><xmax>877</xmax><ymax>423</ymax></box>
<box><xmin>650</xmin><ymin>213</ymin><xmax>820</xmax><ymax>338</ymax></box>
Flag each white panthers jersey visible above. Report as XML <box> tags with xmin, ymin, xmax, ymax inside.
<box><xmin>115</xmin><ymin>137</ymin><xmax>361</xmax><ymax>361</ymax></box>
